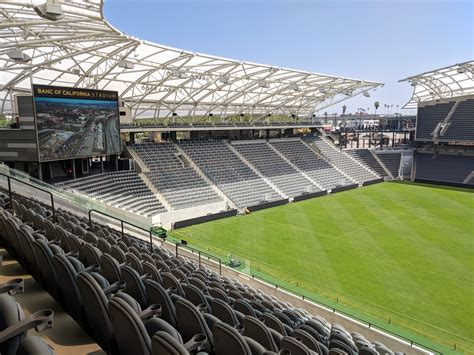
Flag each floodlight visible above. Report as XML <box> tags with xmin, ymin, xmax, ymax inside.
<box><xmin>170</xmin><ymin>69</ymin><xmax>185</xmax><ymax>78</ymax></box>
<box><xmin>288</xmin><ymin>83</ymin><xmax>300</xmax><ymax>91</ymax></box>
<box><xmin>34</xmin><ymin>1</ymin><xmax>64</xmax><ymax>21</ymax></box>
<box><xmin>118</xmin><ymin>60</ymin><xmax>134</xmax><ymax>69</ymax></box>
<box><xmin>258</xmin><ymin>80</ymin><xmax>269</xmax><ymax>88</ymax></box>
<box><xmin>363</xmin><ymin>92</ymin><xmax>370</xmax><ymax>97</ymax></box>
<box><xmin>7</xmin><ymin>49</ymin><xmax>31</xmax><ymax>63</ymax></box>
<box><xmin>319</xmin><ymin>88</ymin><xmax>327</xmax><ymax>94</ymax></box>
<box><xmin>219</xmin><ymin>75</ymin><xmax>230</xmax><ymax>84</ymax></box>
<box><xmin>457</xmin><ymin>67</ymin><xmax>466</xmax><ymax>74</ymax></box>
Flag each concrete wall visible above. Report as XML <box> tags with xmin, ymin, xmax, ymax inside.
<box><xmin>154</xmin><ymin>201</ymin><xmax>227</xmax><ymax>229</ymax></box>
<box><xmin>0</xmin><ymin>96</ymin><xmax>38</xmax><ymax>162</ymax></box>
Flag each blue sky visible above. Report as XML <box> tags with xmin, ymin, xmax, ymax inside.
<box><xmin>105</xmin><ymin>0</ymin><xmax>473</xmax><ymax>116</ymax></box>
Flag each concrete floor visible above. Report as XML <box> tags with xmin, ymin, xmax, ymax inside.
<box><xmin>0</xmin><ymin>248</ymin><xmax>104</xmax><ymax>355</ymax></box>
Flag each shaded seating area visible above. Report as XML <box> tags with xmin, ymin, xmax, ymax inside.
<box><xmin>415</xmin><ymin>152</ymin><xmax>474</xmax><ymax>185</ymax></box>
<box><xmin>133</xmin><ymin>143</ymin><xmax>223</xmax><ymax>209</ymax></box>
<box><xmin>232</xmin><ymin>141</ymin><xmax>318</xmax><ymax>197</ymax></box>
<box><xmin>270</xmin><ymin>139</ymin><xmax>351</xmax><ymax>190</ymax></box>
<box><xmin>180</xmin><ymin>140</ymin><xmax>281</xmax><ymax>207</ymax></box>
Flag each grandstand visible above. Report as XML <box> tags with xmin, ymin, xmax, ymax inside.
<box><xmin>0</xmin><ymin>0</ymin><xmax>473</xmax><ymax>354</ymax></box>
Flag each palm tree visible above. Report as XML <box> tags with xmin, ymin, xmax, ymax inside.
<box><xmin>374</xmin><ymin>101</ymin><xmax>380</xmax><ymax>117</ymax></box>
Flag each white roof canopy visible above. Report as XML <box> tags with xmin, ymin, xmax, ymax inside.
<box><xmin>0</xmin><ymin>0</ymin><xmax>382</xmax><ymax>122</ymax></box>
<box><xmin>399</xmin><ymin>60</ymin><xmax>474</xmax><ymax>109</ymax></box>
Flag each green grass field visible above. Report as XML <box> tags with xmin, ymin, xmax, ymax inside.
<box><xmin>171</xmin><ymin>182</ymin><xmax>474</xmax><ymax>353</ymax></box>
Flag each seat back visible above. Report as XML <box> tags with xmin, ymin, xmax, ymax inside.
<box><xmin>0</xmin><ymin>294</ymin><xmax>26</xmax><ymax>354</ymax></box>
<box><xmin>262</xmin><ymin>313</ymin><xmax>288</xmax><ymax>335</ymax></box>
<box><xmin>143</xmin><ymin>261</ymin><xmax>162</xmax><ymax>284</ymax></box>
<box><xmin>213</xmin><ymin>322</ymin><xmax>252</xmax><ymax>355</ymax></box>
<box><xmin>97</xmin><ymin>238</ymin><xmax>112</xmax><ymax>255</ymax></box>
<box><xmin>151</xmin><ymin>332</ymin><xmax>189</xmax><ymax>355</ymax></box>
<box><xmin>121</xmin><ymin>265</ymin><xmax>148</xmax><ymax>308</ymax></box>
<box><xmin>52</xmin><ymin>254</ymin><xmax>84</xmax><ymax>321</ymax></box>
<box><xmin>32</xmin><ymin>239</ymin><xmax>61</xmax><ymax>297</ymax></box>
<box><xmin>111</xmin><ymin>245</ymin><xmax>127</xmax><ymax>263</ymax></box>
<box><xmin>77</xmin><ymin>272</ymin><xmax>115</xmax><ymax>353</ymax></box>
<box><xmin>162</xmin><ymin>272</ymin><xmax>185</xmax><ymax>297</ymax></box>
<box><xmin>126</xmin><ymin>252</ymin><xmax>144</xmax><ymax>274</ymax></box>
<box><xmin>233</xmin><ymin>299</ymin><xmax>257</xmax><ymax>317</ymax></box>
<box><xmin>81</xmin><ymin>243</ymin><xmax>102</xmax><ymax>267</ymax></box>
<box><xmin>182</xmin><ymin>283</ymin><xmax>209</xmax><ymax>310</ymax></box>
<box><xmin>175</xmin><ymin>298</ymin><xmax>214</xmax><ymax>352</ymax></box>
<box><xmin>108</xmin><ymin>295</ymin><xmax>151</xmax><ymax>355</ymax></box>
<box><xmin>144</xmin><ymin>280</ymin><xmax>177</xmax><ymax>327</ymax></box>
<box><xmin>100</xmin><ymin>253</ymin><xmax>122</xmax><ymax>283</ymax></box>
<box><xmin>209</xmin><ymin>298</ymin><xmax>239</xmax><ymax>326</ymax></box>
<box><xmin>243</xmin><ymin>316</ymin><xmax>279</xmax><ymax>352</ymax></box>
<box><xmin>280</xmin><ymin>336</ymin><xmax>315</xmax><ymax>355</ymax></box>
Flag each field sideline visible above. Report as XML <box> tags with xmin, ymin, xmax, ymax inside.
<box><xmin>171</xmin><ymin>182</ymin><xmax>474</xmax><ymax>353</ymax></box>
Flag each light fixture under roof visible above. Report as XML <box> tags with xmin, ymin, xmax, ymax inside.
<box><xmin>288</xmin><ymin>83</ymin><xmax>300</xmax><ymax>91</ymax></box>
<box><xmin>118</xmin><ymin>60</ymin><xmax>134</xmax><ymax>69</ymax></box>
<box><xmin>363</xmin><ymin>92</ymin><xmax>370</xmax><ymax>97</ymax></box>
<box><xmin>219</xmin><ymin>75</ymin><xmax>230</xmax><ymax>84</ymax></box>
<box><xmin>7</xmin><ymin>49</ymin><xmax>31</xmax><ymax>63</ymax></box>
<box><xmin>258</xmin><ymin>80</ymin><xmax>269</xmax><ymax>88</ymax></box>
<box><xmin>34</xmin><ymin>1</ymin><xmax>64</xmax><ymax>21</ymax></box>
<box><xmin>319</xmin><ymin>88</ymin><xmax>327</xmax><ymax>94</ymax></box>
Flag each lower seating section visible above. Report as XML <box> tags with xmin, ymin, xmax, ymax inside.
<box><xmin>270</xmin><ymin>139</ymin><xmax>352</xmax><ymax>190</ymax></box>
<box><xmin>232</xmin><ymin>142</ymin><xmax>318</xmax><ymax>197</ymax></box>
<box><xmin>303</xmin><ymin>136</ymin><xmax>380</xmax><ymax>183</ymax></box>
<box><xmin>57</xmin><ymin>171</ymin><xmax>167</xmax><ymax>217</ymax></box>
<box><xmin>133</xmin><ymin>143</ymin><xmax>222</xmax><ymax>209</ymax></box>
<box><xmin>415</xmin><ymin>152</ymin><xmax>474</xmax><ymax>185</ymax></box>
<box><xmin>376</xmin><ymin>154</ymin><xmax>401</xmax><ymax>178</ymax></box>
<box><xmin>441</xmin><ymin>99</ymin><xmax>474</xmax><ymax>141</ymax></box>
<box><xmin>345</xmin><ymin>149</ymin><xmax>388</xmax><ymax>177</ymax></box>
<box><xmin>0</xmin><ymin>192</ymin><xmax>403</xmax><ymax>355</ymax></box>
<box><xmin>416</xmin><ymin>101</ymin><xmax>455</xmax><ymax>141</ymax></box>
<box><xmin>180</xmin><ymin>140</ymin><xmax>281</xmax><ymax>207</ymax></box>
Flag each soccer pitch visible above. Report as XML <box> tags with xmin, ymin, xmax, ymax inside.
<box><xmin>171</xmin><ymin>182</ymin><xmax>474</xmax><ymax>353</ymax></box>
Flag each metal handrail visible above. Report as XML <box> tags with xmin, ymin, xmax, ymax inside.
<box><xmin>88</xmin><ymin>208</ymin><xmax>154</xmax><ymax>251</ymax></box>
<box><xmin>0</xmin><ymin>172</ymin><xmax>55</xmax><ymax>218</ymax></box>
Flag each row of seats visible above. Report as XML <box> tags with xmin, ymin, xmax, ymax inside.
<box><xmin>415</xmin><ymin>102</ymin><xmax>455</xmax><ymax>141</ymax></box>
<box><xmin>440</xmin><ymin>99</ymin><xmax>474</xmax><ymax>141</ymax></box>
<box><xmin>133</xmin><ymin>143</ymin><xmax>223</xmax><ymax>209</ymax></box>
<box><xmin>57</xmin><ymin>171</ymin><xmax>167</xmax><ymax>217</ymax></box>
<box><xmin>376</xmin><ymin>154</ymin><xmax>402</xmax><ymax>178</ymax></box>
<box><xmin>270</xmin><ymin>140</ymin><xmax>350</xmax><ymax>190</ymax></box>
<box><xmin>345</xmin><ymin>150</ymin><xmax>388</xmax><ymax>178</ymax></box>
<box><xmin>0</xmin><ymin>193</ymin><xmax>402</xmax><ymax>355</ymax></box>
<box><xmin>180</xmin><ymin>140</ymin><xmax>281</xmax><ymax>207</ymax></box>
<box><xmin>415</xmin><ymin>152</ymin><xmax>474</xmax><ymax>185</ymax></box>
<box><xmin>303</xmin><ymin>136</ymin><xmax>380</xmax><ymax>183</ymax></box>
<box><xmin>0</xmin><ymin>192</ymin><xmax>56</xmax><ymax>354</ymax></box>
<box><xmin>232</xmin><ymin>142</ymin><xmax>318</xmax><ymax>197</ymax></box>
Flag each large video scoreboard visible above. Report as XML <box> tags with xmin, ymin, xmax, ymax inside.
<box><xmin>33</xmin><ymin>85</ymin><xmax>121</xmax><ymax>162</ymax></box>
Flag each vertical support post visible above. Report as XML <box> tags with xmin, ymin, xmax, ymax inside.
<box><xmin>72</xmin><ymin>159</ymin><xmax>76</xmax><ymax>179</ymax></box>
<box><xmin>175</xmin><ymin>243</ymin><xmax>178</xmax><ymax>257</ymax></box>
<box><xmin>219</xmin><ymin>259</ymin><xmax>222</xmax><ymax>275</ymax></box>
<box><xmin>149</xmin><ymin>230</ymin><xmax>153</xmax><ymax>252</ymax></box>
<box><xmin>50</xmin><ymin>193</ymin><xmax>55</xmax><ymax>219</ymax></box>
<box><xmin>198</xmin><ymin>251</ymin><xmax>201</xmax><ymax>269</ymax></box>
<box><xmin>7</xmin><ymin>176</ymin><xmax>12</xmax><ymax>208</ymax></box>
<box><xmin>120</xmin><ymin>220</ymin><xmax>124</xmax><ymax>236</ymax></box>
<box><xmin>88</xmin><ymin>210</ymin><xmax>92</xmax><ymax>229</ymax></box>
